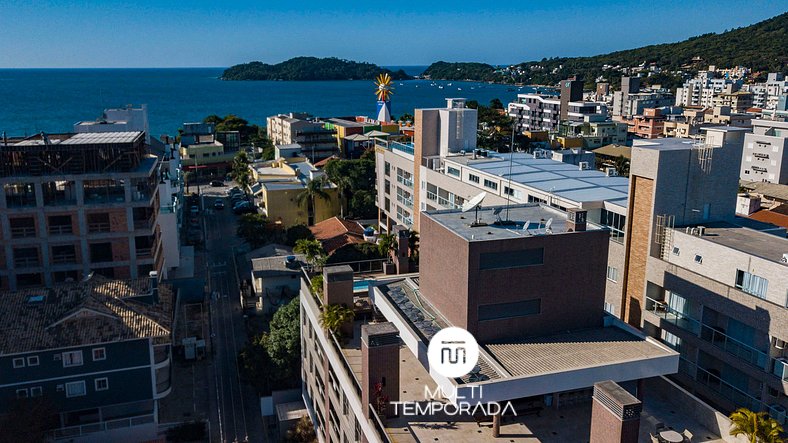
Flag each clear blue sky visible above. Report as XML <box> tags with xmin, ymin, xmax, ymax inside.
<box><xmin>1</xmin><ymin>0</ymin><xmax>785</xmax><ymax>68</ymax></box>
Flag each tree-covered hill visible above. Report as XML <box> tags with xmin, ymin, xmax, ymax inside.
<box><xmin>423</xmin><ymin>11</ymin><xmax>788</xmax><ymax>88</ymax></box>
<box><xmin>222</xmin><ymin>56</ymin><xmax>411</xmax><ymax>81</ymax></box>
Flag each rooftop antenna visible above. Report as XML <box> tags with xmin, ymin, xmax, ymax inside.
<box><xmin>461</xmin><ymin>192</ymin><xmax>487</xmax><ymax>226</ymax></box>
<box><xmin>493</xmin><ymin>207</ymin><xmax>503</xmax><ymax>223</ymax></box>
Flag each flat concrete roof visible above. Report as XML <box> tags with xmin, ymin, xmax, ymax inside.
<box><xmin>13</xmin><ymin>131</ymin><xmax>143</xmax><ymax>146</ymax></box>
<box><xmin>444</xmin><ymin>152</ymin><xmax>630</xmax><ymax>208</ymax></box>
<box><xmin>684</xmin><ymin>221</ymin><xmax>788</xmax><ymax>264</ymax></box>
<box><xmin>484</xmin><ymin>327</ymin><xmax>675</xmax><ymax>378</ymax></box>
<box><xmin>423</xmin><ymin>203</ymin><xmax>603</xmax><ymax>242</ymax></box>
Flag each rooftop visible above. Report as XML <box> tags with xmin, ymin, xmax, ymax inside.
<box><xmin>444</xmin><ymin>152</ymin><xmax>629</xmax><ymax>208</ymax></box>
<box><xmin>11</xmin><ymin>131</ymin><xmax>144</xmax><ymax>146</ymax></box>
<box><xmin>0</xmin><ymin>276</ymin><xmax>172</xmax><ymax>355</ymax></box>
<box><xmin>251</xmin><ymin>255</ymin><xmax>305</xmax><ymax>277</ymax></box>
<box><xmin>677</xmin><ymin>221</ymin><xmax>788</xmax><ymax>264</ymax></box>
<box><xmin>423</xmin><ymin>204</ymin><xmax>602</xmax><ymax>242</ymax></box>
<box><xmin>309</xmin><ymin>217</ymin><xmax>366</xmax><ymax>254</ymax></box>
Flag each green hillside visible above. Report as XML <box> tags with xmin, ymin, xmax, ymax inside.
<box><xmin>222</xmin><ymin>56</ymin><xmax>411</xmax><ymax>81</ymax></box>
<box><xmin>424</xmin><ymin>12</ymin><xmax>788</xmax><ymax>88</ymax></box>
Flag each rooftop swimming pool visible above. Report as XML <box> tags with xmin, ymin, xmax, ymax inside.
<box><xmin>353</xmin><ymin>279</ymin><xmax>373</xmax><ymax>292</ymax></box>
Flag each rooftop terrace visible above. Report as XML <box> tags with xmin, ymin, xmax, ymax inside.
<box><xmin>423</xmin><ymin>204</ymin><xmax>603</xmax><ymax>242</ymax></box>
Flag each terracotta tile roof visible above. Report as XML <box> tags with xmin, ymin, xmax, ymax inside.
<box><xmin>748</xmin><ymin>208</ymin><xmax>788</xmax><ymax>230</ymax></box>
<box><xmin>0</xmin><ymin>276</ymin><xmax>173</xmax><ymax>355</ymax></box>
<box><xmin>313</xmin><ymin>155</ymin><xmax>338</xmax><ymax>168</ymax></box>
<box><xmin>309</xmin><ymin>217</ymin><xmax>366</xmax><ymax>254</ymax></box>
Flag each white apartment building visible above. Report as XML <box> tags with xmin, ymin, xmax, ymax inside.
<box><xmin>740</xmin><ymin>119</ymin><xmax>788</xmax><ymax>184</ymax></box>
<box><xmin>266</xmin><ymin>113</ymin><xmax>337</xmax><ymax>161</ymax></box>
<box><xmin>675</xmin><ymin>72</ymin><xmax>742</xmax><ymax>108</ymax></box>
<box><xmin>74</xmin><ymin>104</ymin><xmax>151</xmax><ymax>144</ymax></box>
<box><xmin>745</xmin><ymin>73</ymin><xmax>788</xmax><ymax>110</ymax></box>
<box><xmin>508</xmin><ymin>94</ymin><xmax>608</xmax><ymax>132</ymax></box>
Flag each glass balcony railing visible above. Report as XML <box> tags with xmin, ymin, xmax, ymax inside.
<box><xmin>396</xmin><ymin>175</ymin><xmax>413</xmax><ymax>188</ymax></box>
<box><xmin>644</xmin><ymin>296</ymin><xmax>700</xmax><ymax>335</ymax></box>
<box><xmin>699</xmin><ymin>324</ymin><xmax>769</xmax><ymax>369</ymax></box>
<box><xmin>688</xmin><ymin>360</ymin><xmax>764</xmax><ymax>413</ymax></box>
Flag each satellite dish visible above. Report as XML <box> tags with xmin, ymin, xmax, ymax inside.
<box><xmin>522</xmin><ymin>219</ymin><xmax>531</xmax><ymax>231</ymax></box>
<box><xmin>493</xmin><ymin>207</ymin><xmax>503</xmax><ymax>223</ymax></box>
<box><xmin>461</xmin><ymin>192</ymin><xmax>487</xmax><ymax>213</ymax></box>
<box><xmin>545</xmin><ymin>218</ymin><xmax>553</xmax><ymax>233</ymax></box>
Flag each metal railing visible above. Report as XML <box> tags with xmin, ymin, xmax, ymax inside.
<box><xmin>50</xmin><ymin>414</ymin><xmax>155</xmax><ymax>439</ymax></box>
<box><xmin>10</xmin><ymin>226</ymin><xmax>36</xmax><ymax>238</ymax></box>
<box><xmin>683</xmin><ymin>359</ymin><xmax>764</xmax><ymax>412</ymax></box>
<box><xmin>134</xmin><ymin>218</ymin><xmax>154</xmax><ymax>230</ymax></box>
<box><xmin>14</xmin><ymin>257</ymin><xmax>40</xmax><ymax>268</ymax></box>
<box><xmin>51</xmin><ymin>253</ymin><xmax>77</xmax><ymax>264</ymax></box>
<box><xmin>49</xmin><ymin>225</ymin><xmax>73</xmax><ymax>235</ymax></box>
<box><xmin>136</xmin><ymin>247</ymin><xmax>153</xmax><ymax>258</ymax></box>
<box><xmin>88</xmin><ymin>222</ymin><xmax>111</xmax><ymax>233</ymax></box>
<box><xmin>644</xmin><ymin>296</ymin><xmax>700</xmax><ymax>335</ymax></box>
<box><xmin>699</xmin><ymin>324</ymin><xmax>769</xmax><ymax>369</ymax></box>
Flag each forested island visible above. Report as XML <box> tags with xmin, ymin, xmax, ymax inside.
<box><xmin>222</xmin><ymin>56</ymin><xmax>411</xmax><ymax>81</ymax></box>
<box><xmin>423</xmin><ymin>12</ymin><xmax>788</xmax><ymax>89</ymax></box>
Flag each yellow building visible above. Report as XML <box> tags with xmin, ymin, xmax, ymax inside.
<box><xmin>250</xmin><ymin>159</ymin><xmax>340</xmax><ymax>227</ymax></box>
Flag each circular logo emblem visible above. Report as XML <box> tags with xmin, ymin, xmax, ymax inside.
<box><xmin>428</xmin><ymin>327</ymin><xmax>479</xmax><ymax>378</ymax></box>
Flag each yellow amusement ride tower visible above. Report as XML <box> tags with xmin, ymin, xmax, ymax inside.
<box><xmin>374</xmin><ymin>73</ymin><xmax>394</xmax><ymax>122</ymax></box>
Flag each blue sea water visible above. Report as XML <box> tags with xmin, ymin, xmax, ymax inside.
<box><xmin>0</xmin><ymin>67</ymin><xmax>529</xmax><ymax>138</ymax></box>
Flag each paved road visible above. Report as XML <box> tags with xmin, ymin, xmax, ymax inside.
<box><xmin>199</xmin><ymin>186</ymin><xmax>265</xmax><ymax>443</ymax></box>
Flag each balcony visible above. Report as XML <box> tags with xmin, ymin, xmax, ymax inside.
<box><xmin>699</xmin><ymin>324</ymin><xmax>769</xmax><ymax>369</ymax></box>
<box><xmin>644</xmin><ymin>296</ymin><xmax>700</xmax><ymax>335</ymax></box>
<box><xmin>136</xmin><ymin>247</ymin><xmax>153</xmax><ymax>258</ymax></box>
<box><xmin>49</xmin><ymin>225</ymin><xmax>73</xmax><ymax>236</ymax></box>
<box><xmin>88</xmin><ymin>222</ymin><xmax>111</xmax><ymax>233</ymax></box>
<box><xmin>133</xmin><ymin>218</ymin><xmax>154</xmax><ymax>231</ymax></box>
<box><xmin>396</xmin><ymin>175</ymin><xmax>413</xmax><ymax>188</ymax></box>
<box><xmin>51</xmin><ymin>253</ymin><xmax>77</xmax><ymax>265</ymax></box>
<box><xmin>10</xmin><ymin>226</ymin><xmax>36</xmax><ymax>238</ymax></box>
<box><xmin>14</xmin><ymin>256</ymin><xmax>41</xmax><ymax>268</ymax></box>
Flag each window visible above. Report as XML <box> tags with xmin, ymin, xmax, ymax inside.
<box><xmin>606</xmin><ymin>266</ymin><xmax>619</xmax><ymax>282</ymax></box>
<box><xmin>27</xmin><ymin>356</ymin><xmax>39</xmax><ymax>366</ymax></box>
<box><xmin>483</xmin><ymin>179</ymin><xmax>498</xmax><ymax>190</ymax></box>
<box><xmin>384</xmin><ymin>179</ymin><xmax>390</xmax><ymax>195</ymax></box>
<box><xmin>600</xmin><ymin>208</ymin><xmax>626</xmax><ymax>242</ymax></box>
<box><xmin>469</xmin><ymin>174</ymin><xmax>480</xmax><ymax>184</ymax></box>
<box><xmin>504</xmin><ymin>186</ymin><xmax>521</xmax><ymax>199</ymax></box>
<box><xmin>92</xmin><ymin>348</ymin><xmax>106</xmax><ymax>361</ymax></box>
<box><xmin>16</xmin><ymin>389</ymin><xmax>28</xmax><ymax>399</ymax></box>
<box><xmin>735</xmin><ymin>270</ymin><xmax>769</xmax><ymax>299</ymax></box>
<box><xmin>384</xmin><ymin>161</ymin><xmax>390</xmax><ymax>176</ymax></box>
<box><xmin>694</xmin><ymin>254</ymin><xmax>703</xmax><ymax>264</ymax></box>
<box><xmin>65</xmin><ymin>381</ymin><xmax>86</xmax><ymax>397</ymax></box>
<box><xmin>672</xmin><ymin>246</ymin><xmax>680</xmax><ymax>256</ymax></box>
<box><xmin>62</xmin><ymin>350</ymin><xmax>83</xmax><ymax>367</ymax></box>
<box><xmin>13</xmin><ymin>357</ymin><xmax>25</xmax><ymax>368</ymax></box>
<box><xmin>479</xmin><ymin>248</ymin><xmax>543</xmax><ymax>270</ymax></box>
<box><xmin>478</xmin><ymin>299</ymin><xmax>541</xmax><ymax>321</ymax></box>
<box><xmin>604</xmin><ymin>302</ymin><xmax>616</xmax><ymax>315</ymax></box>
<box><xmin>94</xmin><ymin>378</ymin><xmax>109</xmax><ymax>391</ymax></box>
<box><xmin>446</xmin><ymin>166</ymin><xmax>460</xmax><ymax>177</ymax></box>
<box><xmin>30</xmin><ymin>387</ymin><xmax>43</xmax><ymax>397</ymax></box>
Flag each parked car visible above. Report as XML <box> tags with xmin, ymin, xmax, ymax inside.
<box><xmin>189</xmin><ymin>205</ymin><xmax>200</xmax><ymax>214</ymax></box>
<box><xmin>214</xmin><ymin>199</ymin><xmax>225</xmax><ymax>210</ymax></box>
<box><xmin>210</xmin><ymin>180</ymin><xmax>223</xmax><ymax>187</ymax></box>
<box><xmin>232</xmin><ymin>201</ymin><xmax>255</xmax><ymax>214</ymax></box>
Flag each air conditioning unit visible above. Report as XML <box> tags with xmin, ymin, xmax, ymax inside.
<box><xmin>578</xmin><ymin>161</ymin><xmax>590</xmax><ymax>170</ymax></box>
<box><xmin>605</xmin><ymin>167</ymin><xmax>618</xmax><ymax>177</ymax></box>
<box><xmin>773</xmin><ymin>358</ymin><xmax>788</xmax><ymax>379</ymax></box>
<box><xmin>773</xmin><ymin>337</ymin><xmax>786</xmax><ymax>350</ymax></box>
<box><xmin>781</xmin><ymin>253</ymin><xmax>788</xmax><ymax>264</ymax></box>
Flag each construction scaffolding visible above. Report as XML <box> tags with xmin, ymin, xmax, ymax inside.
<box><xmin>0</xmin><ymin>132</ymin><xmax>147</xmax><ymax>177</ymax></box>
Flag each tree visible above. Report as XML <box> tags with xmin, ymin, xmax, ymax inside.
<box><xmin>729</xmin><ymin>408</ymin><xmax>785</xmax><ymax>443</ymax></box>
<box><xmin>407</xmin><ymin>231</ymin><xmax>419</xmax><ymax>261</ymax></box>
<box><xmin>310</xmin><ymin>274</ymin><xmax>324</xmax><ymax>297</ymax></box>
<box><xmin>285</xmin><ymin>416</ymin><xmax>317</xmax><ymax>443</ymax></box>
<box><xmin>319</xmin><ymin>303</ymin><xmax>355</xmax><ymax>335</ymax></box>
<box><xmin>237</xmin><ymin>213</ymin><xmax>282</xmax><ymax>247</ymax></box>
<box><xmin>286</xmin><ymin>224</ymin><xmax>315</xmax><ymax>246</ymax></box>
<box><xmin>614</xmin><ymin>155</ymin><xmax>630</xmax><ymax>177</ymax></box>
<box><xmin>489</xmin><ymin>98</ymin><xmax>504</xmax><ymax>109</ymax></box>
<box><xmin>294</xmin><ymin>238</ymin><xmax>326</xmax><ymax>268</ymax></box>
<box><xmin>232</xmin><ymin>150</ymin><xmax>253</xmax><ymax>191</ymax></box>
<box><xmin>397</xmin><ymin>112</ymin><xmax>414</xmax><ymax>122</ymax></box>
<box><xmin>296</xmin><ymin>177</ymin><xmax>331</xmax><ymax>225</ymax></box>
<box><xmin>323</xmin><ymin>155</ymin><xmax>376</xmax><ymax>219</ymax></box>
<box><xmin>266</xmin><ymin>296</ymin><xmax>301</xmax><ymax>368</ymax></box>
<box><xmin>377</xmin><ymin>233</ymin><xmax>398</xmax><ymax>262</ymax></box>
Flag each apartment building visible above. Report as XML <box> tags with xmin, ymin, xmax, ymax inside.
<box><xmin>612</xmin><ymin>77</ymin><xmax>674</xmax><ymax>118</ymax></box>
<box><xmin>745</xmin><ymin>73</ymin><xmax>788</xmax><ymax>110</ymax></box>
<box><xmin>300</xmin><ymin>204</ymin><xmax>679</xmax><ymax>443</ymax></box>
<box><xmin>675</xmin><ymin>72</ymin><xmax>741</xmax><ymax>108</ymax></box>
<box><xmin>665</xmin><ymin>106</ymin><xmax>754</xmax><ymax>139</ymax></box>
<box><xmin>740</xmin><ymin>119</ymin><xmax>788</xmax><ymax>184</ymax></box>
<box><xmin>74</xmin><ymin>104</ymin><xmax>150</xmax><ymax>144</ymax></box>
<box><xmin>712</xmin><ymin>91</ymin><xmax>753</xmax><ymax>113</ymax></box>
<box><xmin>0</xmin><ymin>274</ymin><xmax>173</xmax><ymax>441</ymax></box>
<box><xmin>267</xmin><ymin>114</ymin><xmax>338</xmax><ymax>162</ymax></box>
<box><xmin>0</xmin><ymin>132</ymin><xmax>163</xmax><ymax>291</ymax></box>
<box><xmin>179</xmin><ymin>122</ymin><xmax>238</xmax><ymax>178</ymax></box>
<box><xmin>508</xmin><ymin>93</ymin><xmax>608</xmax><ymax>132</ymax></box>
<box><xmin>620</xmin><ymin>130</ymin><xmax>788</xmax><ymax>420</ymax></box>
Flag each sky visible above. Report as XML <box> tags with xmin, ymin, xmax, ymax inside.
<box><xmin>0</xmin><ymin>0</ymin><xmax>786</xmax><ymax>68</ymax></box>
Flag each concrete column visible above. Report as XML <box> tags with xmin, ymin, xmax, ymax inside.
<box><xmin>75</xmin><ymin>179</ymin><xmax>85</xmax><ymax>206</ymax></box>
<box><xmin>589</xmin><ymin>380</ymin><xmax>642</xmax><ymax>443</ymax></box>
<box><xmin>323</xmin><ymin>265</ymin><xmax>354</xmax><ymax>337</ymax></box>
<box><xmin>33</xmin><ymin>182</ymin><xmax>44</xmax><ymax>208</ymax></box>
<box><xmin>361</xmin><ymin>322</ymin><xmax>400</xmax><ymax>419</ymax></box>
<box><xmin>393</xmin><ymin>225</ymin><xmax>410</xmax><ymax>274</ymax></box>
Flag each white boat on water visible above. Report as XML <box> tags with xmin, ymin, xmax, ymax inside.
<box><xmin>438</xmin><ymin>86</ymin><xmax>444</xmax><ymax>89</ymax></box>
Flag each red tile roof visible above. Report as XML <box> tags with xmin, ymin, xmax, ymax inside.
<box><xmin>748</xmin><ymin>208</ymin><xmax>788</xmax><ymax>230</ymax></box>
<box><xmin>310</xmin><ymin>217</ymin><xmax>366</xmax><ymax>254</ymax></box>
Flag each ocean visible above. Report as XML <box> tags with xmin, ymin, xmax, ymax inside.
<box><xmin>0</xmin><ymin>67</ymin><xmax>531</xmax><ymax>138</ymax></box>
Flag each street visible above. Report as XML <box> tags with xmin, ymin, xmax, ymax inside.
<box><xmin>199</xmin><ymin>184</ymin><xmax>266</xmax><ymax>443</ymax></box>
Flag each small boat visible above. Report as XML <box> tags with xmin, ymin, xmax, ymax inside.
<box><xmin>447</xmin><ymin>83</ymin><xmax>453</xmax><ymax>86</ymax></box>
<box><xmin>438</xmin><ymin>86</ymin><xmax>444</xmax><ymax>89</ymax></box>
<box><xmin>457</xmin><ymin>87</ymin><xmax>462</xmax><ymax>91</ymax></box>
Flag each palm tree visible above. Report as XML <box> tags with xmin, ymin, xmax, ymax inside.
<box><xmin>377</xmin><ymin>233</ymin><xmax>398</xmax><ymax>262</ymax></box>
<box><xmin>729</xmin><ymin>408</ymin><xmax>785</xmax><ymax>443</ymax></box>
<box><xmin>319</xmin><ymin>304</ymin><xmax>355</xmax><ymax>335</ymax></box>
<box><xmin>614</xmin><ymin>155</ymin><xmax>630</xmax><ymax>177</ymax></box>
<box><xmin>232</xmin><ymin>151</ymin><xmax>253</xmax><ymax>192</ymax></box>
<box><xmin>407</xmin><ymin>231</ymin><xmax>419</xmax><ymax>260</ymax></box>
<box><xmin>331</xmin><ymin>174</ymin><xmax>352</xmax><ymax>217</ymax></box>
<box><xmin>296</xmin><ymin>177</ymin><xmax>330</xmax><ymax>225</ymax></box>
<box><xmin>310</xmin><ymin>275</ymin><xmax>324</xmax><ymax>297</ymax></box>
<box><xmin>294</xmin><ymin>238</ymin><xmax>326</xmax><ymax>269</ymax></box>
